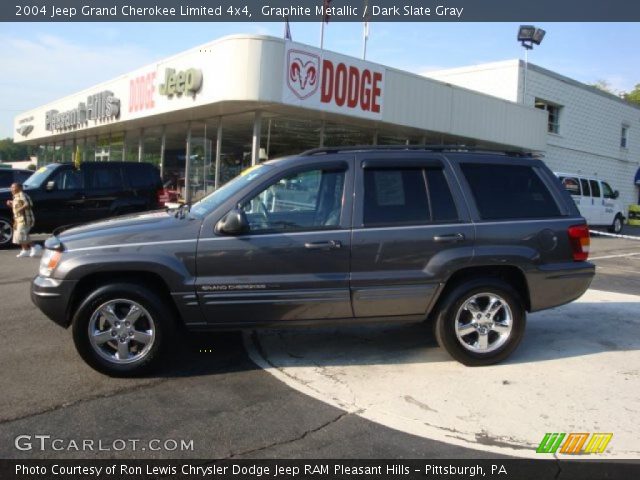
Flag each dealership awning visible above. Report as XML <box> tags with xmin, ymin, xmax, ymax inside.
<box><xmin>636</xmin><ymin>167</ymin><xmax>640</xmax><ymax>185</ymax></box>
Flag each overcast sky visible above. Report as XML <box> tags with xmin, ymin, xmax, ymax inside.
<box><xmin>1</xmin><ymin>21</ymin><xmax>638</xmax><ymax>138</ymax></box>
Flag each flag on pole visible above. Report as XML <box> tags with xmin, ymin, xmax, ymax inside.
<box><xmin>323</xmin><ymin>0</ymin><xmax>332</xmax><ymax>23</ymax></box>
<box><xmin>362</xmin><ymin>0</ymin><xmax>370</xmax><ymax>59</ymax></box>
<box><xmin>284</xmin><ymin>15</ymin><xmax>292</xmax><ymax>40</ymax></box>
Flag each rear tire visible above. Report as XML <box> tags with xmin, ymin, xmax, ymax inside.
<box><xmin>0</xmin><ymin>216</ymin><xmax>13</xmax><ymax>249</ymax></box>
<box><xmin>71</xmin><ymin>283</ymin><xmax>175</xmax><ymax>377</ymax></box>
<box><xmin>609</xmin><ymin>214</ymin><xmax>623</xmax><ymax>234</ymax></box>
<box><xmin>433</xmin><ymin>278</ymin><xmax>526</xmax><ymax>366</ymax></box>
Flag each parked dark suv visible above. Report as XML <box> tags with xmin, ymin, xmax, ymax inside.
<box><xmin>31</xmin><ymin>147</ymin><xmax>595</xmax><ymax>376</ymax></box>
<box><xmin>0</xmin><ymin>162</ymin><xmax>163</xmax><ymax>247</ymax></box>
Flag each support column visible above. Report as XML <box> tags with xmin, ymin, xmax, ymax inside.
<box><xmin>185</xmin><ymin>123</ymin><xmax>192</xmax><ymax>204</ymax></box>
<box><xmin>251</xmin><ymin>111</ymin><xmax>262</xmax><ymax>166</ymax></box>
<box><xmin>159</xmin><ymin>126</ymin><xmax>166</xmax><ymax>179</ymax></box>
<box><xmin>319</xmin><ymin>121</ymin><xmax>326</xmax><ymax>147</ymax></box>
<box><xmin>138</xmin><ymin>128</ymin><xmax>144</xmax><ymax>162</ymax></box>
<box><xmin>215</xmin><ymin>120</ymin><xmax>222</xmax><ymax>190</ymax></box>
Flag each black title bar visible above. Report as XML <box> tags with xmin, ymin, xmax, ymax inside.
<box><xmin>3</xmin><ymin>0</ymin><xmax>640</xmax><ymax>22</ymax></box>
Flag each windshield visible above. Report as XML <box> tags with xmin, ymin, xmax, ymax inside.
<box><xmin>23</xmin><ymin>165</ymin><xmax>58</xmax><ymax>188</ymax></box>
<box><xmin>190</xmin><ymin>164</ymin><xmax>273</xmax><ymax>217</ymax></box>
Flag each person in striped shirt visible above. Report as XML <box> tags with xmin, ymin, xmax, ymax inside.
<box><xmin>6</xmin><ymin>183</ymin><xmax>41</xmax><ymax>258</ymax></box>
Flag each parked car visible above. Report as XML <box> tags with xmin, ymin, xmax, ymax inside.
<box><xmin>31</xmin><ymin>147</ymin><xmax>595</xmax><ymax>376</ymax></box>
<box><xmin>0</xmin><ymin>168</ymin><xmax>33</xmax><ymax>188</ymax></box>
<box><xmin>556</xmin><ymin>173</ymin><xmax>625</xmax><ymax>233</ymax></box>
<box><xmin>0</xmin><ymin>162</ymin><xmax>164</xmax><ymax>247</ymax></box>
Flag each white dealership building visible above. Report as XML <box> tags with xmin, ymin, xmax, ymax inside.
<box><xmin>13</xmin><ymin>34</ymin><xmax>639</xmax><ymax>207</ymax></box>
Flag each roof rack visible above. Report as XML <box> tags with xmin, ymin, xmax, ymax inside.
<box><xmin>301</xmin><ymin>144</ymin><xmax>539</xmax><ymax>157</ymax></box>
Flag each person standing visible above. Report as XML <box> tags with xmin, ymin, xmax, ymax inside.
<box><xmin>6</xmin><ymin>183</ymin><xmax>41</xmax><ymax>258</ymax></box>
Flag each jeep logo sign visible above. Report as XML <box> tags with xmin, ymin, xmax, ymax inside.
<box><xmin>159</xmin><ymin>68</ymin><xmax>202</xmax><ymax>97</ymax></box>
<box><xmin>283</xmin><ymin>44</ymin><xmax>384</xmax><ymax>119</ymax></box>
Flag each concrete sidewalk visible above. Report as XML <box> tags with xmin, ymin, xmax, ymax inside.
<box><xmin>247</xmin><ymin>289</ymin><xmax>640</xmax><ymax>459</ymax></box>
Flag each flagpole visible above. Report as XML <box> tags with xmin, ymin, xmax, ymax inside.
<box><xmin>363</xmin><ymin>22</ymin><xmax>368</xmax><ymax>59</ymax></box>
<box><xmin>320</xmin><ymin>18</ymin><xmax>325</xmax><ymax>49</ymax></box>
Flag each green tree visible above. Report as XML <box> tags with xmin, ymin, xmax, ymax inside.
<box><xmin>623</xmin><ymin>84</ymin><xmax>640</xmax><ymax>106</ymax></box>
<box><xmin>0</xmin><ymin>138</ymin><xmax>31</xmax><ymax>162</ymax></box>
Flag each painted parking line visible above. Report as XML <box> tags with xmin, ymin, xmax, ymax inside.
<box><xmin>589</xmin><ymin>230</ymin><xmax>640</xmax><ymax>241</ymax></box>
<box><xmin>245</xmin><ymin>289</ymin><xmax>640</xmax><ymax>459</ymax></box>
<box><xmin>590</xmin><ymin>252</ymin><xmax>640</xmax><ymax>260</ymax></box>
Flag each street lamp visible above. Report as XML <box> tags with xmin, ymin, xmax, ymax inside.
<box><xmin>517</xmin><ymin>25</ymin><xmax>545</xmax><ymax>103</ymax></box>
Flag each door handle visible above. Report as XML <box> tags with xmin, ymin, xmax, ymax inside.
<box><xmin>433</xmin><ymin>233</ymin><xmax>465</xmax><ymax>243</ymax></box>
<box><xmin>304</xmin><ymin>240</ymin><xmax>342</xmax><ymax>250</ymax></box>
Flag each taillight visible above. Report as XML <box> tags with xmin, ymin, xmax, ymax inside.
<box><xmin>567</xmin><ymin>224</ymin><xmax>590</xmax><ymax>261</ymax></box>
<box><xmin>157</xmin><ymin>188</ymin><xmax>169</xmax><ymax>206</ymax></box>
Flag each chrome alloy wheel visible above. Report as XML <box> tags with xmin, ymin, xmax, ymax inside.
<box><xmin>0</xmin><ymin>218</ymin><xmax>12</xmax><ymax>245</ymax></box>
<box><xmin>88</xmin><ymin>299</ymin><xmax>156</xmax><ymax>364</ymax></box>
<box><xmin>454</xmin><ymin>293</ymin><xmax>513</xmax><ymax>353</ymax></box>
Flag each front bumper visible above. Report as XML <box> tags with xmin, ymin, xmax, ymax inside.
<box><xmin>31</xmin><ymin>276</ymin><xmax>78</xmax><ymax>328</ymax></box>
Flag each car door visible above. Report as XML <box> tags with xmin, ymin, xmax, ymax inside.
<box><xmin>578</xmin><ymin>177</ymin><xmax>596</xmax><ymax>225</ymax></box>
<box><xmin>350</xmin><ymin>154</ymin><xmax>474</xmax><ymax>318</ymax></box>
<box><xmin>195</xmin><ymin>157</ymin><xmax>354</xmax><ymax>325</ymax></box>
<box><xmin>33</xmin><ymin>165</ymin><xmax>88</xmax><ymax>231</ymax></box>
<box><xmin>82</xmin><ymin>164</ymin><xmax>125</xmax><ymax>222</ymax></box>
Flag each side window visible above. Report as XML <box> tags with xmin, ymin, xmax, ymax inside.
<box><xmin>240</xmin><ymin>168</ymin><xmax>345</xmax><ymax>233</ymax></box>
<box><xmin>127</xmin><ymin>165</ymin><xmax>158</xmax><ymax>189</ymax></box>
<box><xmin>589</xmin><ymin>179</ymin><xmax>601</xmax><ymax>198</ymax></box>
<box><xmin>560</xmin><ymin>176</ymin><xmax>581</xmax><ymax>196</ymax></box>
<box><xmin>602</xmin><ymin>182</ymin><xmax>615</xmax><ymax>199</ymax></box>
<box><xmin>88</xmin><ymin>167</ymin><xmax>123</xmax><ymax>189</ymax></box>
<box><xmin>460</xmin><ymin>163</ymin><xmax>561</xmax><ymax>220</ymax></box>
<box><xmin>49</xmin><ymin>168</ymin><xmax>83</xmax><ymax>190</ymax></box>
<box><xmin>580</xmin><ymin>178</ymin><xmax>591</xmax><ymax>197</ymax></box>
<box><xmin>363</xmin><ymin>168</ymin><xmax>429</xmax><ymax>226</ymax></box>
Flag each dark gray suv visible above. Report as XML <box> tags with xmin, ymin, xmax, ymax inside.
<box><xmin>31</xmin><ymin>147</ymin><xmax>595</xmax><ymax>376</ymax></box>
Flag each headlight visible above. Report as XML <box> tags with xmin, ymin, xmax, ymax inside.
<box><xmin>39</xmin><ymin>249</ymin><xmax>62</xmax><ymax>277</ymax></box>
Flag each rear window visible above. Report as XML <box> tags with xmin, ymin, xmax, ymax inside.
<box><xmin>560</xmin><ymin>176</ymin><xmax>581</xmax><ymax>195</ymax></box>
<box><xmin>363</xmin><ymin>168</ymin><xmax>458</xmax><ymax>226</ymax></box>
<box><xmin>15</xmin><ymin>171</ymin><xmax>32</xmax><ymax>183</ymax></box>
<box><xmin>461</xmin><ymin>163</ymin><xmax>561</xmax><ymax>220</ymax></box>
<box><xmin>0</xmin><ymin>170</ymin><xmax>12</xmax><ymax>186</ymax></box>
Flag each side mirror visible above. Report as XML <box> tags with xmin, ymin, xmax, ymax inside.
<box><xmin>45</xmin><ymin>181</ymin><xmax>56</xmax><ymax>191</ymax></box>
<box><xmin>613</xmin><ymin>190</ymin><xmax>619</xmax><ymax>199</ymax></box>
<box><xmin>215</xmin><ymin>208</ymin><xmax>248</xmax><ymax>235</ymax></box>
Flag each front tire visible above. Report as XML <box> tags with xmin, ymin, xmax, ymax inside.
<box><xmin>433</xmin><ymin>279</ymin><xmax>526</xmax><ymax>366</ymax></box>
<box><xmin>71</xmin><ymin>283</ymin><xmax>175</xmax><ymax>377</ymax></box>
<box><xmin>610</xmin><ymin>214</ymin><xmax>623</xmax><ymax>234</ymax></box>
<box><xmin>0</xmin><ymin>216</ymin><xmax>13</xmax><ymax>249</ymax></box>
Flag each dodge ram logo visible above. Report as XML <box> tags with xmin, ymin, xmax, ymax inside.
<box><xmin>16</xmin><ymin>125</ymin><xmax>34</xmax><ymax>136</ymax></box>
<box><xmin>286</xmin><ymin>49</ymin><xmax>320</xmax><ymax>100</ymax></box>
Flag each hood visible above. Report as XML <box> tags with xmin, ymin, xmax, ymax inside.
<box><xmin>57</xmin><ymin>210</ymin><xmax>202</xmax><ymax>250</ymax></box>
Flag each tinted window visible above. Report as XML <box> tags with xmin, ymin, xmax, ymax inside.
<box><xmin>0</xmin><ymin>170</ymin><xmax>12</xmax><ymax>187</ymax></box>
<box><xmin>560</xmin><ymin>176</ymin><xmax>581</xmax><ymax>195</ymax></box>
<box><xmin>88</xmin><ymin>166</ymin><xmax>123</xmax><ymax>189</ymax></box>
<box><xmin>589</xmin><ymin>180</ymin><xmax>601</xmax><ymax>198</ymax></box>
<box><xmin>127</xmin><ymin>164</ymin><xmax>160</xmax><ymax>189</ymax></box>
<box><xmin>241</xmin><ymin>168</ymin><xmax>345</xmax><ymax>233</ymax></box>
<box><xmin>364</xmin><ymin>169</ymin><xmax>429</xmax><ymax>226</ymax></box>
<box><xmin>461</xmin><ymin>163</ymin><xmax>561</xmax><ymax>220</ymax></box>
<box><xmin>49</xmin><ymin>168</ymin><xmax>83</xmax><ymax>190</ymax></box>
<box><xmin>580</xmin><ymin>178</ymin><xmax>591</xmax><ymax>196</ymax></box>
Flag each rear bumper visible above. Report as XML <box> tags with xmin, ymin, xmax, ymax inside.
<box><xmin>527</xmin><ymin>262</ymin><xmax>595</xmax><ymax>312</ymax></box>
<box><xmin>31</xmin><ymin>276</ymin><xmax>77</xmax><ymax>328</ymax></box>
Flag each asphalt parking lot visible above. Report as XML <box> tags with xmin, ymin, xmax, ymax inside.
<box><xmin>0</xmin><ymin>229</ymin><xmax>638</xmax><ymax>460</ymax></box>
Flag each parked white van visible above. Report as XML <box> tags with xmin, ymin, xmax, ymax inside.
<box><xmin>556</xmin><ymin>173</ymin><xmax>625</xmax><ymax>233</ymax></box>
